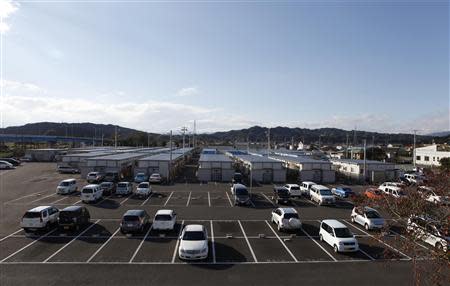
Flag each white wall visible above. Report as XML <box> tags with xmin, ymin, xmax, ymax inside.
<box><xmin>415</xmin><ymin>145</ymin><xmax>450</xmax><ymax>167</ymax></box>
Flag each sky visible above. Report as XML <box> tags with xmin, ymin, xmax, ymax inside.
<box><xmin>0</xmin><ymin>0</ymin><xmax>449</xmax><ymax>135</ymax></box>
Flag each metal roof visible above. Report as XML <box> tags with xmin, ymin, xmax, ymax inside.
<box><xmin>139</xmin><ymin>152</ymin><xmax>184</xmax><ymax>161</ymax></box>
<box><xmin>88</xmin><ymin>152</ymin><xmax>145</xmax><ymax>161</ymax></box>
<box><xmin>63</xmin><ymin>151</ymin><xmax>115</xmax><ymax>158</ymax></box>
<box><xmin>231</xmin><ymin>154</ymin><xmax>281</xmax><ymax>164</ymax></box>
<box><xmin>331</xmin><ymin>159</ymin><xmax>395</xmax><ymax>165</ymax></box>
<box><xmin>199</xmin><ymin>153</ymin><xmax>232</xmax><ymax>162</ymax></box>
<box><xmin>269</xmin><ymin>154</ymin><xmax>331</xmax><ymax>165</ymax></box>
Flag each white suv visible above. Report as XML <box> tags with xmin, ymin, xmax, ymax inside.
<box><xmin>319</xmin><ymin>219</ymin><xmax>359</xmax><ymax>253</ymax></box>
<box><xmin>20</xmin><ymin>206</ymin><xmax>59</xmax><ymax>233</ymax></box>
<box><xmin>116</xmin><ymin>182</ymin><xmax>133</xmax><ymax>196</ymax></box>
<box><xmin>135</xmin><ymin>182</ymin><xmax>152</xmax><ymax>198</ymax></box>
<box><xmin>284</xmin><ymin>184</ymin><xmax>302</xmax><ymax>197</ymax></box>
<box><xmin>351</xmin><ymin>206</ymin><xmax>385</xmax><ymax>230</ymax></box>
<box><xmin>271</xmin><ymin>207</ymin><xmax>302</xmax><ymax>231</ymax></box>
<box><xmin>152</xmin><ymin>209</ymin><xmax>177</xmax><ymax>231</ymax></box>
<box><xmin>56</xmin><ymin>179</ymin><xmax>77</xmax><ymax>195</ymax></box>
<box><xmin>300</xmin><ymin>181</ymin><xmax>316</xmax><ymax>197</ymax></box>
<box><xmin>379</xmin><ymin>185</ymin><xmax>406</xmax><ymax>199</ymax></box>
<box><xmin>81</xmin><ymin>184</ymin><xmax>102</xmax><ymax>203</ymax></box>
<box><xmin>178</xmin><ymin>224</ymin><xmax>209</xmax><ymax>260</ymax></box>
<box><xmin>310</xmin><ymin>185</ymin><xmax>335</xmax><ymax>206</ymax></box>
<box><xmin>407</xmin><ymin>216</ymin><xmax>449</xmax><ymax>252</ymax></box>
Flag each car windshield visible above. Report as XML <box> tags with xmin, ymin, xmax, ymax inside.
<box><xmin>366</xmin><ymin>211</ymin><xmax>381</xmax><ymax>219</ymax></box>
<box><xmin>100</xmin><ymin>183</ymin><xmax>112</xmax><ymax>187</ymax></box>
<box><xmin>183</xmin><ymin>231</ymin><xmax>205</xmax><ymax>240</ymax></box>
<box><xmin>138</xmin><ymin>183</ymin><xmax>149</xmax><ymax>188</ymax></box>
<box><xmin>277</xmin><ymin>189</ymin><xmax>289</xmax><ymax>196</ymax></box>
<box><xmin>155</xmin><ymin>214</ymin><xmax>172</xmax><ymax>221</ymax></box>
<box><xmin>88</xmin><ymin>173</ymin><xmax>97</xmax><ymax>176</ymax></box>
<box><xmin>136</xmin><ymin>174</ymin><xmax>145</xmax><ymax>178</ymax></box>
<box><xmin>284</xmin><ymin>213</ymin><xmax>299</xmax><ymax>220</ymax></box>
<box><xmin>59</xmin><ymin>182</ymin><xmax>70</xmax><ymax>186</ymax></box>
<box><xmin>123</xmin><ymin>215</ymin><xmax>140</xmax><ymax>222</ymax></box>
<box><xmin>82</xmin><ymin>188</ymin><xmax>93</xmax><ymax>194</ymax></box>
<box><xmin>236</xmin><ymin>188</ymin><xmax>248</xmax><ymax>196</ymax></box>
<box><xmin>118</xmin><ymin>183</ymin><xmax>128</xmax><ymax>188</ymax></box>
<box><xmin>334</xmin><ymin>227</ymin><xmax>353</xmax><ymax>238</ymax></box>
<box><xmin>23</xmin><ymin>211</ymin><xmax>41</xmax><ymax>218</ymax></box>
<box><xmin>151</xmin><ymin>174</ymin><xmax>160</xmax><ymax>178</ymax></box>
<box><xmin>290</xmin><ymin>186</ymin><xmax>300</xmax><ymax>190</ymax></box>
<box><xmin>320</xmin><ymin>189</ymin><xmax>333</xmax><ymax>196</ymax></box>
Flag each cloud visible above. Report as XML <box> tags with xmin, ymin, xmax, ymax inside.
<box><xmin>0</xmin><ymin>0</ymin><xmax>19</xmax><ymax>33</ymax></box>
<box><xmin>176</xmin><ymin>86</ymin><xmax>199</xmax><ymax>97</ymax></box>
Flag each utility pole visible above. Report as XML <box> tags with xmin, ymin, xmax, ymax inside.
<box><xmin>101</xmin><ymin>134</ymin><xmax>104</xmax><ymax>147</ymax></box>
<box><xmin>247</xmin><ymin>134</ymin><xmax>250</xmax><ymax>153</ymax></box>
<box><xmin>363</xmin><ymin>139</ymin><xmax>367</xmax><ymax>183</ymax></box>
<box><xmin>114</xmin><ymin>126</ymin><xmax>118</xmax><ymax>149</ymax></box>
<box><xmin>181</xmin><ymin>126</ymin><xmax>188</xmax><ymax>149</ymax></box>
<box><xmin>318</xmin><ymin>134</ymin><xmax>322</xmax><ymax>151</ymax></box>
<box><xmin>193</xmin><ymin>120</ymin><xmax>196</xmax><ymax>149</ymax></box>
<box><xmin>267</xmin><ymin>128</ymin><xmax>271</xmax><ymax>155</ymax></box>
<box><xmin>346</xmin><ymin>133</ymin><xmax>349</xmax><ymax>159</ymax></box>
<box><xmin>413</xmin><ymin>130</ymin><xmax>418</xmax><ymax>168</ymax></box>
<box><xmin>169</xmin><ymin>130</ymin><xmax>173</xmax><ymax>183</ymax></box>
<box><xmin>147</xmin><ymin>132</ymin><xmax>150</xmax><ymax>148</ymax></box>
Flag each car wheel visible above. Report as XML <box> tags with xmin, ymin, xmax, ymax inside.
<box><xmin>333</xmin><ymin>245</ymin><xmax>339</xmax><ymax>253</ymax></box>
<box><xmin>319</xmin><ymin>234</ymin><xmax>323</xmax><ymax>241</ymax></box>
<box><xmin>365</xmin><ymin>224</ymin><xmax>369</xmax><ymax>231</ymax></box>
<box><xmin>435</xmin><ymin>242</ymin><xmax>443</xmax><ymax>252</ymax></box>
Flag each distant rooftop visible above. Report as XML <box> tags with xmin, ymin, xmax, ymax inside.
<box><xmin>199</xmin><ymin>153</ymin><xmax>232</xmax><ymax>162</ymax></box>
<box><xmin>139</xmin><ymin>153</ymin><xmax>185</xmax><ymax>161</ymax></box>
<box><xmin>270</xmin><ymin>154</ymin><xmax>331</xmax><ymax>164</ymax></box>
<box><xmin>88</xmin><ymin>152</ymin><xmax>146</xmax><ymax>161</ymax></box>
<box><xmin>331</xmin><ymin>158</ymin><xmax>394</xmax><ymax>165</ymax></box>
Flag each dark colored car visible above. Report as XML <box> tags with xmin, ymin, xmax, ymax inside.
<box><xmin>104</xmin><ymin>172</ymin><xmax>120</xmax><ymax>183</ymax></box>
<box><xmin>57</xmin><ymin>165</ymin><xmax>80</xmax><ymax>174</ymax></box>
<box><xmin>0</xmin><ymin>158</ymin><xmax>21</xmax><ymax>166</ymax></box>
<box><xmin>273</xmin><ymin>187</ymin><xmax>291</xmax><ymax>204</ymax></box>
<box><xmin>58</xmin><ymin>206</ymin><xmax>90</xmax><ymax>231</ymax></box>
<box><xmin>120</xmin><ymin>210</ymin><xmax>149</xmax><ymax>234</ymax></box>
<box><xmin>99</xmin><ymin>182</ymin><xmax>116</xmax><ymax>196</ymax></box>
<box><xmin>232</xmin><ymin>172</ymin><xmax>243</xmax><ymax>184</ymax></box>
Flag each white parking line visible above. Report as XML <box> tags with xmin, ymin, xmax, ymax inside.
<box><xmin>171</xmin><ymin>220</ymin><xmax>185</xmax><ymax>263</ymax></box>
<box><xmin>225</xmin><ymin>192</ymin><xmax>233</xmax><ymax>207</ymax></box>
<box><xmin>342</xmin><ymin>220</ymin><xmax>412</xmax><ymax>260</ymax></box>
<box><xmin>186</xmin><ymin>191</ymin><xmax>192</xmax><ymax>206</ymax></box>
<box><xmin>86</xmin><ymin>227</ymin><xmax>120</xmax><ymax>263</ymax></box>
<box><xmin>300</xmin><ymin>228</ymin><xmax>337</xmax><ymax>262</ymax></box>
<box><xmin>28</xmin><ymin>193</ymin><xmax>58</xmax><ymax>204</ymax></box>
<box><xmin>4</xmin><ymin>191</ymin><xmax>53</xmax><ymax>204</ymax></box>
<box><xmin>265</xmin><ymin>221</ymin><xmax>298</xmax><ymax>262</ymax></box>
<box><xmin>140</xmin><ymin>192</ymin><xmax>153</xmax><ymax>206</ymax></box>
<box><xmin>1</xmin><ymin>229</ymin><xmax>57</xmax><ymax>262</ymax></box>
<box><xmin>0</xmin><ymin>229</ymin><xmax>24</xmax><ymax>242</ymax></box>
<box><xmin>164</xmin><ymin>192</ymin><xmax>174</xmax><ymax>206</ymax></box>
<box><xmin>210</xmin><ymin>220</ymin><xmax>216</xmax><ymax>263</ymax></box>
<box><xmin>207</xmin><ymin>192</ymin><xmax>211</xmax><ymax>207</ymax></box>
<box><xmin>119</xmin><ymin>196</ymin><xmax>131</xmax><ymax>205</ymax></box>
<box><xmin>238</xmin><ymin>220</ymin><xmax>257</xmax><ymax>263</ymax></box>
<box><xmin>389</xmin><ymin>229</ymin><xmax>429</xmax><ymax>250</ymax></box>
<box><xmin>358</xmin><ymin>248</ymin><xmax>375</xmax><ymax>261</ymax></box>
<box><xmin>43</xmin><ymin>220</ymin><xmax>101</xmax><ymax>263</ymax></box>
<box><xmin>129</xmin><ymin>225</ymin><xmax>153</xmax><ymax>263</ymax></box>
<box><xmin>50</xmin><ymin>196</ymin><xmax>70</xmax><ymax>204</ymax></box>
<box><xmin>261</xmin><ymin>193</ymin><xmax>276</xmax><ymax>207</ymax></box>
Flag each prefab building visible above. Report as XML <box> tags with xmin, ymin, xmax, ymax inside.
<box><xmin>25</xmin><ymin>148</ymin><xmax>68</xmax><ymax>162</ymax></box>
<box><xmin>331</xmin><ymin>159</ymin><xmax>397</xmax><ymax>183</ymax></box>
<box><xmin>197</xmin><ymin>153</ymin><xmax>234</xmax><ymax>182</ymax></box>
<box><xmin>269</xmin><ymin>154</ymin><xmax>335</xmax><ymax>183</ymax></box>
<box><xmin>227</xmin><ymin>152</ymin><xmax>286</xmax><ymax>183</ymax></box>
<box><xmin>85</xmin><ymin>152</ymin><xmax>149</xmax><ymax>178</ymax></box>
<box><xmin>61</xmin><ymin>151</ymin><xmax>116</xmax><ymax>175</ymax></box>
<box><xmin>135</xmin><ymin>153</ymin><xmax>185</xmax><ymax>180</ymax></box>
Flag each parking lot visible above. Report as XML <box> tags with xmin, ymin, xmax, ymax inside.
<box><xmin>0</xmin><ymin>163</ymin><xmax>439</xmax><ymax>285</ymax></box>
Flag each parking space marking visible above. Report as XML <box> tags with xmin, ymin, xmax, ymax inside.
<box><xmin>43</xmin><ymin>220</ymin><xmax>101</xmax><ymax>263</ymax></box>
<box><xmin>1</xmin><ymin>229</ymin><xmax>57</xmax><ymax>262</ymax></box>
<box><xmin>4</xmin><ymin>191</ymin><xmax>53</xmax><ymax>204</ymax></box>
<box><xmin>358</xmin><ymin>248</ymin><xmax>375</xmax><ymax>261</ymax></box>
<box><xmin>164</xmin><ymin>192</ymin><xmax>174</xmax><ymax>206</ymax></box>
<box><xmin>264</xmin><ymin>221</ymin><xmax>298</xmax><ymax>262</ymax></box>
<box><xmin>119</xmin><ymin>196</ymin><xmax>131</xmax><ymax>205</ymax></box>
<box><xmin>171</xmin><ymin>220</ymin><xmax>185</xmax><ymax>263</ymax></box>
<box><xmin>207</xmin><ymin>192</ymin><xmax>211</xmax><ymax>207</ymax></box>
<box><xmin>86</xmin><ymin>227</ymin><xmax>120</xmax><ymax>263</ymax></box>
<box><xmin>389</xmin><ymin>229</ymin><xmax>429</xmax><ymax>250</ymax></box>
<box><xmin>300</xmin><ymin>228</ymin><xmax>337</xmax><ymax>262</ymax></box>
<box><xmin>140</xmin><ymin>192</ymin><xmax>153</xmax><ymax>206</ymax></box>
<box><xmin>28</xmin><ymin>193</ymin><xmax>58</xmax><ymax>204</ymax></box>
<box><xmin>129</xmin><ymin>225</ymin><xmax>153</xmax><ymax>263</ymax></box>
<box><xmin>72</xmin><ymin>199</ymin><xmax>82</xmax><ymax>205</ymax></box>
<box><xmin>261</xmin><ymin>193</ymin><xmax>276</xmax><ymax>207</ymax></box>
<box><xmin>238</xmin><ymin>220</ymin><xmax>257</xmax><ymax>263</ymax></box>
<box><xmin>0</xmin><ymin>229</ymin><xmax>24</xmax><ymax>242</ymax></box>
<box><xmin>210</xmin><ymin>220</ymin><xmax>216</xmax><ymax>263</ymax></box>
<box><xmin>225</xmin><ymin>192</ymin><xmax>233</xmax><ymax>206</ymax></box>
<box><xmin>342</xmin><ymin>220</ymin><xmax>411</xmax><ymax>260</ymax></box>
<box><xmin>186</xmin><ymin>191</ymin><xmax>192</xmax><ymax>206</ymax></box>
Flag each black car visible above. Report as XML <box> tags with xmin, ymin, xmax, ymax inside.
<box><xmin>99</xmin><ymin>182</ymin><xmax>116</xmax><ymax>196</ymax></box>
<box><xmin>58</xmin><ymin>206</ymin><xmax>90</xmax><ymax>231</ymax></box>
<box><xmin>104</xmin><ymin>172</ymin><xmax>120</xmax><ymax>182</ymax></box>
<box><xmin>0</xmin><ymin>158</ymin><xmax>21</xmax><ymax>166</ymax></box>
<box><xmin>273</xmin><ymin>187</ymin><xmax>291</xmax><ymax>205</ymax></box>
<box><xmin>232</xmin><ymin>172</ymin><xmax>243</xmax><ymax>184</ymax></box>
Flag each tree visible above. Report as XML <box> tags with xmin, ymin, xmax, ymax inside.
<box><xmin>439</xmin><ymin>157</ymin><xmax>450</xmax><ymax>172</ymax></box>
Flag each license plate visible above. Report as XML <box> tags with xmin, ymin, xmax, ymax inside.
<box><xmin>64</xmin><ymin>226</ymin><xmax>69</xmax><ymax>229</ymax></box>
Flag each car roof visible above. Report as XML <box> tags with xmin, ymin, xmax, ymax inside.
<box><xmin>150</xmin><ymin>173</ymin><xmax>161</xmax><ymax>176</ymax></box>
<box><xmin>61</xmin><ymin>206</ymin><xmax>83</xmax><ymax>212</ymax></box>
<box><xmin>359</xmin><ymin>206</ymin><xmax>378</xmax><ymax>212</ymax></box>
<box><xmin>118</xmin><ymin>181</ymin><xmax>130</xmax><ymax>184</ymax></box>
<box><xmin>28</xmin><ymin>206</ymin><xmax>52</xmax><ymax>212</ymax></box>
<box><xmin>279</xmin><ymin>207</ymin><xmax>297</xmax><ymax>214</ymax></box>
<box><xmin>285</xmin><ymin>184</ymin><xmax>299</xmax><ymax>187</ymax></box>
<box><xmin>274</xmin><ymin>186</ymin><xmax>288</xmax><ymax>191</ymax></box>
<box><xmin>311</xmin><ymin>184</ymin><xmax>329</xmax><ymax>190</ymax></box>
<box><xmin>136</xmin><ymin>173</ymin><xmax>146</xmax><ymax>175</ymax></box>
<box><xmin>83</xmin><ymin>184</ymin><xmax>99</xmax><ymax>188</ymax></box>
<box><xmin>155</xmin><ymin>209</ymin><xmax>174</xmax><ymax>215</ymax></box>
<box><xmin>61</xmin><ymin>178</ymin><xmax>76</xmax><ymax>182</ymax></box>
<box><xmin>322</xmin><ymin>219</ymin><xmax>347</xmax><ymax>228</ymax></box>
<box><xmin>88</xmin><ymin>172</ymin><xmax>99</xmax><ymax>174</ymax></box>
<box><xmin>124</xmin><ymin>209</ymin><xmax>145</xmax><ymax>216</ymax></box>
<box><xmin>302</xmin><ymin>181</ymin><xmax>316</xmax><ymax>184</ymax></box>
<box><xmin>184</xmin><ymin>224</ymin><xmax>204</xmax><ymax>232</ymax></box>
<box><xmin>100</xmin><ymin>181</ymin><xmax>113</xmax><ymax>185</ymax></box>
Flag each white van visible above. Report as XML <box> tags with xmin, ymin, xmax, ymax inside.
<box><xmin>81</xmin><ymin>184</ymin><xmax>102</xmax><ymax>203</ymax></box>
<box><xmin>300</xmin><ymin>181</ymin><xmax>316</xmax><ymax>197</ymax></box>
<box><xmin>379</xmin><ymin>185</ymin><xmax>406</xmax><ymax>199</ymax></box>
<box><xmin>56</xmin><ymin>179</ymin><xmax>78</xmax><ymax>194</ymax></box>
<box><xmin>319</xmin><ymin>219</ymin><xmax>359</xmax><ymax>253</ymax></box>
<box><xmin>20</xmin><ymin>206</ymin><xmax>59</xmax><ymax>233</ymax></box>
<box><xmin>310</xmin><ymin>185</ymin><xmax>335</xmax><ymax>206</ymax></box>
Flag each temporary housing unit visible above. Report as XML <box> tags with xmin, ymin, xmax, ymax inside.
<box><xmin>269</xmin><ymin>154</ymin><xmax>335</xmax><ymax>183</ymax></box>
<box><xmin>60</xmin><ymin>151</ymin><xmax>116</xmax><ymax>175</ymax></box>
<box><xmin>227</xmin><ymin>152</ymin><xmax>286</xmax><ymax>183</ymax></box>
<box><xmin>197</xmin><ymin>153</ymin><xmax>234</xmax><ymax>182</ymax></box>
<box><xmin>85</xmin><ymin>152</ymin><xmax>149</xmax><ymax>178</ymax></box>
<box><xmin>330</xmin><ymin>159</ymin><xmax>397</xmax><ymax>183</ymax></box>
<box><xmin>135</xmin><ymin>153</ymin><xmax>186</xmax><ymax>180</ymax></box>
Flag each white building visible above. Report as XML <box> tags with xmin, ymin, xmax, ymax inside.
<box><xmin>330</xmin><ymin>159</ymin><xmax>397</xmax><ymax>183</ymax></box>
<box><xmin>197</xmin><ymin>153</ymin><xmax>234</xmax><ymax>182</ymax></box>
<box><xmin>415</xmin><ymin>145</ymin><xmax>450</xmax><ymax>167</ymax></box>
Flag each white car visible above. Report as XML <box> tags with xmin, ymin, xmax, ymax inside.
<box><xmin>418</xmin><ymin>186</ymin><xmax>449</xmax><ymax>205</ymax></box>
<box><xmin>152</xmin><ymin>209</ymin><xmax>177</xmax><ymax>231</ymax></box>
<box><xmin>86</xmin><ymin>172</ymin><xmax>104</xmax><ymax>183</ymax></box>
<box><xmin>81</xmin><ymin>184</ymin><xmax>102</xmax><ymax>203</ymax></box>
<box><xmin>56</xmin><ymin>179</ymin><xmax>78</xmax><ymax>195</ymax></box>
<box><xmin>351</xmin><ymin>206</ymin><xmax>385</xmax><ymax>230</ymax></box>
<box><xmin>116</xmin><ymin>182</ymin><xmax>133</xmax><ymax>196</ymax></box>
<box><xmin>178</xmin><ymin>224</ymin><xmax>209</xmax><ymax>260</ymax></box>
<box><xmin>310</xmin><ymin>185</ymin><xmax>335</xmax><ymax>206</ymax></box>
<box><xmin>20</xmin><ymin>206</ymin><xmax>59</xmax><ymax>233</ymax></box>
<box><xmin>379</xmin><ymin>182</ymin><xmax>404</xmax><ymax>189</ymax></box>
<box><xmin>0</xmin><ymin>160</ymin><xmax>14</xmax><ymax>170</ymax></box>
<box><xmin>149</xmin><ymin>173</ymin><xmax>162</xmax><ymax>184</ymax></box>
<box><xmin>271</xmin><ymin>207</ymin><xmax>302</xmax><ymax>231</ymax></box>
<box><xmin>319</xmin><ymin>219</ymin><xmax>359</xmax><ymax>253</ymax></box>
<box><xmin>379</xmin><ymin>185</ymin><xmax>406</xmax><ymax>199</ymax></box>
<box><xmin>407</xmin><ymin>216</ymin><xmax>449</xmax><ymax>252</ymax></box>
<box><xmin>300</xmin><ymin>181</ymin><xmax>316</xmax><ymax>197</ymax></box>
<box><xmin>284</xmin><ymin>184</ymin><xmax>302</xmax><ymax>197</ymax></box>
<box><xmin>404</xmin><ymin>173</ymin><xmax>425</xmax><ymax>185</ymax></box>
<box><xmin>135</xmin><ymin>182</ymin><xmax>152</xmax><ymax>198</ymax></box>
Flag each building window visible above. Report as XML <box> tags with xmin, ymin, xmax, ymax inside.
<box><xmin>416</xmin><ymin>156</ymin><xmax>421</xmax><ymax>161</ymax></box>
<box><xmin>424</xmin><ymin>156</ymin><xmax>429</xmax><ymax>161</ymax></box>
<box><xmin>433</xmin><ymin>157</ymin><xmax>435</xmax><ymax>161</ymax></box>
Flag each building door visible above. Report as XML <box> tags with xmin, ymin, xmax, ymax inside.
<box><xmin>211</xmin><ymin>168</ymin><xmax>222</xmax><ymax>182</ymax></box>
<box><xmin>262</xmin><ymin>169</ymin><xmax>273</xmax><ymax>184</ymax></box>
<box><xmin>313</xmin><ymin>170</ymin><xmax>322</xmax><ymax>182</ymax></box>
